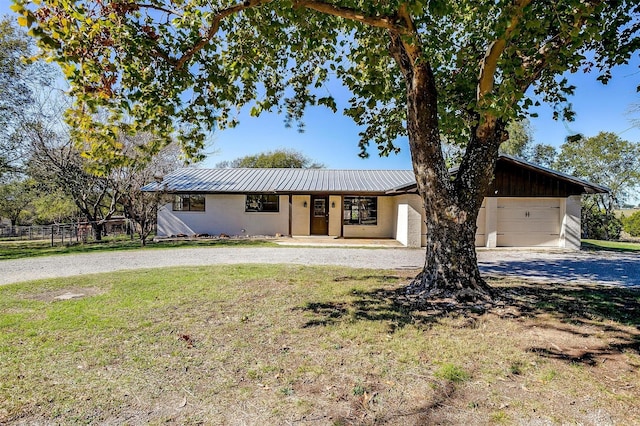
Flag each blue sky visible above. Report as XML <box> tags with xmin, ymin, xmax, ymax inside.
<box><xmin>205</xmin><ymin>58</ymin><xmax>639</xmax><ymax>170</ymax></box>
<box><xmin>2</xmin><ymin>2</ymin><xmax>638</xmax><ymax>170</ymax></box>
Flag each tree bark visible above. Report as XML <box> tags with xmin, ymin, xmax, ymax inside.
<box><xmin>93</xmin><ymin>222</ymin><xmax>103</xmax><ymax>241</ymax></box>
<box><xmin>390</xmin><ymin>34</ymin><xmax>502</xmax><ymax>302</ymax></box>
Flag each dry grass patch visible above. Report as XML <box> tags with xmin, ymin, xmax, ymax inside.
<box><xmin>0</xmin><ymin>265</ymin><xmax>639</xmax><ymax>425</ymax></box>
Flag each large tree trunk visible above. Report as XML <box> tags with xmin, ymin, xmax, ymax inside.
<box><xmin>390</xmin><ymin>35</ymin><xmax>502</xmax><ymax>302</ymax></box>
<box><xmin>92</xmin><ymin>222</ymin><xmax>104</xmax><ymax>241</ymax></box>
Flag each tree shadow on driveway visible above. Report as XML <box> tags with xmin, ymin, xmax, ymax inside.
<box><xmin>479</xmin><ymin>253</ymin><xmax>640</xmax><ymax>287</ymax></box>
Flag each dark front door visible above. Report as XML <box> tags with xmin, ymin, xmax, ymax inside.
<box><xmin>310</xmin><ymin>195</ymin><xmax>329</xmax><ymax>235</ymax></box>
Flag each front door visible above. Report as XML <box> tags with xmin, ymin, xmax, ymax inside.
<box><xmin>310</xmin><ymin>195</ymin><xmax>329</xmax><ymax>235</ymax></box>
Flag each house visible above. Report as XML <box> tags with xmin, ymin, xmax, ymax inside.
<box><xmin>143</xmin><ymin>155</ymin><xmax>608</xmax><ymax>249</ymax></box>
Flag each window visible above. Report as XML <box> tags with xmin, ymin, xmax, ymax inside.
<box><xmin>172</xmin><ymin>194</ymin><xmax>205</xmax><ymax>212</ymax></box>
<box><xmin>343</xmin><ymin>196</ymin><xmax>377</xmax><ymax>225</ymax></box>
<box><xmin>245</xmin><ymin>194</ymin><xmax>279</xmax><ymax>212</ymax></box>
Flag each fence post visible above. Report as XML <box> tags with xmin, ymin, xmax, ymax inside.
<box><xmin>51</xmin><ymin>226</ymin><xmax>54</xmax><ymax>247</ymax></box>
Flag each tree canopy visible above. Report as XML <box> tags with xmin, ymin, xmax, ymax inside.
<box><xmin>13</xmin><ymin>0</ymin><xmax>640</xmax><ymax>301</ymax></box>
<box><xmin>556</xmin><ymin>132</ymin><xmax>640</xmax><ymax>211</ymax></box>
<box><xmin>0</xmin><ymin>17</ymin><xmax>37</xmax><ymax>176</ymax></box>
<box><xmin>216</xmin><ymin>148</ymin><xmax>324</xmax><ymax>168</ymax></box>
<box><xmin>13</xmin><ymin>1</ymin><xmax>639</xmax><ymax>162</ymax></box>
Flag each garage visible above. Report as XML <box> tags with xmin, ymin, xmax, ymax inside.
<box><xmin>468</xmin><ymin>155</ymin><xmax>608</xmax><ymax>249</ymax></box>
<box><xmin>496</xmin><ymin>198</ymin><xmax>561</xmax><ymax>247</ymax></box>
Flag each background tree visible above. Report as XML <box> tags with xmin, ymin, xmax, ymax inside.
<box><xmin>555</xmin><ymin>132</ymin><xmax>640</xmax><ymax>240</ymax></box>
<box><xmin>30</xmin><ymin>187</ymin><xmax>77</xmax><ymax>224</ymax></box>
<box><xmin>0</xmin><ymin>17</ymin><xmax>54</xmax><ymax>178</ymax></box>
<box><xmin>26</xmin><ymin>124</ymin><xmax>119</xmax><ymax>240</ymax></box>
<box><xmin>502</xmin><ymin>119</ymin><xmax>535</xmax><ymax>158</ymax></box>
<box><xmin>622</xmin><ymin>211</ymin><xmax>640</xmax><ymax>238</ymax></box>
<box><xmin>15</xmin><ymin>1</ymin><xmax>640</xmax><ymax>301</ymax></box>
<box><xmin>0</xmin><ymin>178</ymin><xmax>35</xmax><ymax>226</ymax></box>
<box><xmin>529</xmin><ymin>143</ymin><xmax>557</xmax><ymax>168</ymax></box>
<box><xmin>501</xmin><ymin>119</ymin><xmax>557</xmax><ymax>166</ymax></box>
<box><xmin>112</xmin><ymin>135</ymin><xmax>183</xmax><ymax>246</ymax></box>
<box><xmin>0</xmin><ymin>17</ymin><xmax>31</xmax><ymax>177</ymax></box>
<box><xmin>555</xmin><ymin>132</ymin><xmax>640</xmax><ymax>214</ymax></box>
<box><xmin>216</xmin><ymin>149</ymin><xmax>324</xmax><ymax>168</ymax></box>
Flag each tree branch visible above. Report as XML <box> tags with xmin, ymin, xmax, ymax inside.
<box><xmin>477</xmin><ymin>0</ymin><xmax>533</xmax><ymax>101</ymax></box>
<box><xmin>174</xmin><ymin>0</ymin><xmax>273</xmax><ymax>69</ymax></box>
<box><xmin>513</xmin><ymin>5</ymin><xmax>599</xmax><ymax>97</ymax></box>
<box><xmin>295</xmin><ymin>0</ymin><xmax>409</xmax><ymax>34</ymax></box>
<box><xmin>135</xmin><ymin>3</ymin><xmax>182</xmax><ymax>17</ymax></box>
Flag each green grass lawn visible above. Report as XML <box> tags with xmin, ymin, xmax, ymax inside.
<box><xmin>0</xmin><ymin>238</ymin><xmax>277</xmax><ymax>260</ymax></box>
<box><xmin>1</xmin><ymin>265</ymin><xmax>639</xmax><ymax>424</ymax></box>
<box><xmin>582</xmin><ymin>239</ymin><xmax>640</xmax><ymax>252</ymax></box>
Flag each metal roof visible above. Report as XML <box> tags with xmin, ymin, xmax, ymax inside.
<box><xmin>143</xmin><ymin>155</ymin><xmax>608</xmax><ymax>195</ymax></box>
<box><xmin>142</xmin><ymin>168</ymin><xmax>417</xmax><ymax>194</ymax></box>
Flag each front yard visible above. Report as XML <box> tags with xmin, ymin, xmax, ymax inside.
<box><xmin>1</xmin><ymin>265</ymin><xmax>639</xmax><ymax>424</ymax></box>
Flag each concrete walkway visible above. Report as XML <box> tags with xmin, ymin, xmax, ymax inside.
<box><xmin>1</xmin><ymin>245</ymin><xmax>639</xmax><ymax>288</ymax></box>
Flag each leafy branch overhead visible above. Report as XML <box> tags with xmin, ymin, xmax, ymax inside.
<box><xmin>13</xmin><ymin>0</ymin><xmax>639</xmax><ymax>162</ymax></box>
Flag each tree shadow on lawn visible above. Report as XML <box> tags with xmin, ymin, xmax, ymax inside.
<box><xmin>298</xmin><ymin>276</ymin><xmax>640</xmax><ymax>424</ymax></box>
<box><xmin>299</xmin><ymin>277</ymin><xmax>640</xmax><ymax>364</ymax></box>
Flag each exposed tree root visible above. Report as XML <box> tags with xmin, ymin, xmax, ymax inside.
<box><xmin>405</xmin><ymin>270</ymin><xmax>497</xmax><ymax>306</ymax></box>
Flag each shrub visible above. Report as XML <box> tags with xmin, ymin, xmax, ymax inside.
<box><xmin>623</xmin><ymin>211</ymin><xmax>640</xmax><ymax>237</ymax></box>
<box><xmin>582</xmin><ymin>208</ymin><xmax>622</xmax><ymax>240</ymax></box>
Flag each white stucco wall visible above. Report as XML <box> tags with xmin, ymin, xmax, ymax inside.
<box><xmin>291</xmin><ymin>195</ymin><xmax>310</xmax><ymax>236</ymax></box>
<box><xmin>482</xmin><ymin>198</ymin><xmax>498</xmax><ymax>248</ymax></box>
<box><xmin>343</xmin><ymin>196</ymin><xmax>395</xmax><ymax>238</ymax></box>
<box><xmin>562</xmin><ymin>195</ymin><xmax>582</xmax><ymax>250</ymax></box>
<box><xmin>328</xmin><ymin>195</ymin><xmax>342</xmax><ymax>237</ymax></box>
<box><xmin>157</xmin><ymin>194</ymin><xmax>289</xmax><ymax>237</ymax></box>
<box><xmin>394</xmin><ymin>194</ymin><xmax>423</xmax><ymax>247</ymax></box>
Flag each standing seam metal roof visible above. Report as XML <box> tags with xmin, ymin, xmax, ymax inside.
<box><xmin>143</xmin><ymin>168</ymin><xmax>417</xmax><ymax>193</ymax></box>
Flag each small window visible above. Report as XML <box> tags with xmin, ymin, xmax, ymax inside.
<box><xmin>343</xmin><ymin>196</ymin><xmax>377</xmax><ymax>225</ymax></box>
<box><xmin>245</xmin><ymin>194</ymin><xmax>279</xmax><ymax>212</ymax></box>
<box><xmin>172</xmin><ymin>194</ymin><xmax>205</xmax><ymax>212</ymax></box>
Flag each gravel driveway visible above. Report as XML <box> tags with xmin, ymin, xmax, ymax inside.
<box><xmin>1</xmin><ymin>247</ymin><xmax>638</xmax><ymax>287</ymax></box>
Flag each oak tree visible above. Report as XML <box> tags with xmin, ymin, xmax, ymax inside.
<box><xmin>13</xmin><ymin>0</ymin><xmax>640</xmax><ymax>301</ymax></box>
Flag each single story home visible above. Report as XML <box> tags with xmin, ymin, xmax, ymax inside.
<box><xmin>143</xmin><ymin>155</ymin><xmax>607</xmax><ymax>249</ymax></box>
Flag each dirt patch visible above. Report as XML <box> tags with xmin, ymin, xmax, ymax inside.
<box><xmin>25</xmin><ymin>287</ymin><xmax>106</xmax><ymax>302</ymax></box>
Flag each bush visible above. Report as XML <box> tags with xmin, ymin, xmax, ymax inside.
<box><xmin>582</xmin><ymin>208</ymin><xmax>622</xmax><ymax>240</ymax></box>
<box><xmin>623</xmin><ymin>211</ymin><xmax>640</xmax><ymax>237</ymax></box>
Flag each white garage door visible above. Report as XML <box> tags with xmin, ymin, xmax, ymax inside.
<box><xmin>497</xmin><ymin>199</ymin><xmax>561</xmax><ymax>247</ymax></box>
